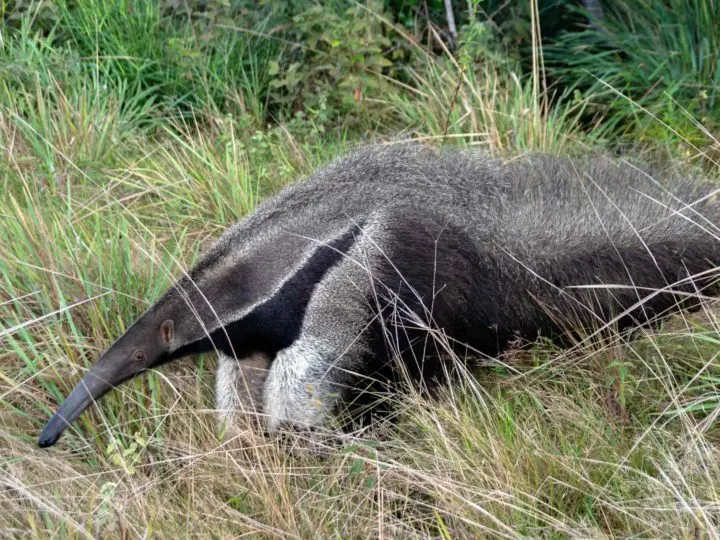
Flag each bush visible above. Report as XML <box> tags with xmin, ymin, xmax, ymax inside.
<box><xmin>545</xmin><ymin>0</ymin><xmax>720</xmax><ymax>156</ymax></box>
<box><xmin>2</xmin><ymin>1</ymin><xmax>423</xmax><ymax>133</ymax></box>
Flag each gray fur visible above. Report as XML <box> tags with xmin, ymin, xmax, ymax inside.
<box><xmin>38</xmin><ymin>145</ymin><xmax>720</xmax><ymax>447</ymax></box>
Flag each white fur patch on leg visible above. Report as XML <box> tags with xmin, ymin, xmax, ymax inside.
<box><xmin>263</xmin><ymin>337</ymin><xmax>342</xmax><ymax>432</ymax></box>
<box><xmin>216</xmin><ymin>353</ymin><xmax>239</xmax><ymax>426</ymax></box>
<box><xmin>215</xmin><ymin>352</ymin><xmax>270</xmax><ymax>429</ymax></box>
<box><xmin>262</xmin><ymin>222</ymin><xmax>384</xmax><ymax>432</ymax></box>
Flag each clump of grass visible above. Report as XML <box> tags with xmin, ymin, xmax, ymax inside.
<box><xmin>382</xmin><ymin>11</ymin><xmax>602</xmax><ymax>154</ymax></box>
<box><xmin>545</xmin><ymin>0</ymin><xmax>720</xmax><ymax>156</ymax></box>
<box><xmin>52</xmin><ymin>0</ymin><xmax>277</xmax><ymax>120</ymax></box>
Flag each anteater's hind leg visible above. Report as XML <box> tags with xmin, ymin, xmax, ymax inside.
<box><xmin>216</xmin><ymin>352</ymin><xmax>272</xmax><ymax>429</ymax></box>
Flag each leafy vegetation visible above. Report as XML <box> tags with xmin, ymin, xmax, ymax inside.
<box><xmin>1</xmin><ymin>0</ymin><xmax>719</xmax><ymax>537</ymax></box>
<box><xmin>545</xmin><ymin>0</ymin><xmax>720</xmax><ymax>159</ymax></box>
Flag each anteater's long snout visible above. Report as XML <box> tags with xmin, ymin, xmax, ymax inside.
<box><xmin>38</xmin><ymin>370</ymin><xmax>113</xmax><ymax>448</ymax></box>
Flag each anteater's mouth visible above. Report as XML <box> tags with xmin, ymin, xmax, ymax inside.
<box><xmin>38</xmin><ymin>374</ymin><xmax>112</xmax><ymax>448</ymax></box>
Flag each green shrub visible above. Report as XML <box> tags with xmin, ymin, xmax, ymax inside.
<box><xmin>545</xmin><ymin>0</ymin><xmax>720</xmax><ymax>156</ymax></box>
<box><xmin>268</xmin><ymin>2</ymin><xmax>392</xmax><ymax>126</ymax></box>
<box><xmin>56</xmin><ymin>0</ymin><xmax>279</xmax><ymax>120</ymax></box>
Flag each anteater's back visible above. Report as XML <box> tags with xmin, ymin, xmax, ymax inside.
<box><xmin>466</xmin><ymin>153</ymin><xmax>719</xmax><ymax>345</ymax></box>
<box><xmin>494</xmin><ymin>154</ymin><xmax>718</xmax><ymax>261</ymax></box>
<box><xmin>210</xmin><ymin>144</ymin><xmax>720</xmax><ymax>349</ymax></box>
<box><xmin>233</xmin><ymin>145</ymin><xmax>717</xmax><ymax>248</ymax></box>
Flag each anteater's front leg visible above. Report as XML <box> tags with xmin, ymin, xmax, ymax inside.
<box><xmin>262</xmin><ymin>234</ymin><xmax>383</xmax><ymax>432</ymax></box>
<box><xmin>216</xmin><ymin>352</ymin><xmax>271</xmax><ymax>427</ymax></box>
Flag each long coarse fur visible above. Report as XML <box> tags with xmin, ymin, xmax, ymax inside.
<box><xmin>38</xmin><ymin>145</ymin><xmax>720</xmax><ymax>446</ymax></box>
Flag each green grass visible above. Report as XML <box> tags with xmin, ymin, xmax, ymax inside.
<box><xmin>2</xmin><ymin>2</ymin><xmax>720</xmax><ymax>537</ymax></box>
<box><xmin>545</xmin><ymin>0</ymin><xmax>720</xmax><ymax>159</ymax></box>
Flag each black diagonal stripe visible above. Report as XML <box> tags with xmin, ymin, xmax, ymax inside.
<box><xmin>171</xmin><ymin>221</ymin><xmax>364</xmax><ymax>360</ymax></box>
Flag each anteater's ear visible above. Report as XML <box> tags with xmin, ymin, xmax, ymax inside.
<box><xmin>160</xmin><ymin>319</ymin><xmax>174</xmax><ymax>346</ymax></box>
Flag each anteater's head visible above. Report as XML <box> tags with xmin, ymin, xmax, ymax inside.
<box><xmin>37</xmin><ymin>220</ymin><xmax>360</xmax><ymax>447</ymax></box>
<box><xmin>37</xmin><ymin>312</ymin><xmax>179</xmax><ymax>448</ymax></box>
<box><xmin>35</xmin><ymin>235</ymin><xmax>256</xmax><ymax>449</ymax></box>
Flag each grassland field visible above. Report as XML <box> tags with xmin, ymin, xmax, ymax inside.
<box><xmin>1</xmin><ymin>1</ymin><xmax>720</xmax><ymax>537</ymax></box>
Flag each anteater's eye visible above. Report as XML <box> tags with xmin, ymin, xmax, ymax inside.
<box><xmin>132</xmin><ymin>350</ymin><xmax>145</xmax><ymax>363</ymax></box>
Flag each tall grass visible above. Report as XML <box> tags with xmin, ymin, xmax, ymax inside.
<box><xmin>1</xmin><ymin>1</ymin><xmax>720</xmax><ymax>537</ymax></box>
<box><xmin>545</xmin><ymin>0</ymin><xmax>720</xmax><ymax>155</ymax></box>
<box><xmin>44</xmin><ymin>0</ymin><xmax>277</xmax><ymax>121</ymax></box>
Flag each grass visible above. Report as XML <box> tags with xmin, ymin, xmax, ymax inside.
<box><xmin>2</xmin><ymin>2</ymin><xmax>720</xmax><ymax>537</ymax></box>
<box><xmin>544</xmin><ymin>0</ymin><xmax>720</xmax><ymax>157</ymax></box>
